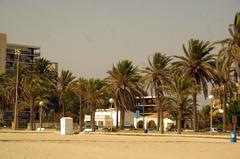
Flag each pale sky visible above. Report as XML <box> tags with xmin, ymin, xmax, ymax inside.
<box><xmin>0</xmin><ymin>0</ymin><xmax>239</xmax><ymax>78</ymax></box>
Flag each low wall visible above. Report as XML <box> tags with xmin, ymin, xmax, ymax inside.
<box><xmin>27</xmin><ymin>122</ymin><xmax>79</xmax><ymax>130</ymax></box>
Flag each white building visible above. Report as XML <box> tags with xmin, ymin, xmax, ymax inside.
<box><xmin>84</xmin><ymin>108</ymin><xmax>135</xmax><ymax>128</ymax></box>
<box><xmin>134</xmin><ymin>114</ymin><xmax>175</xmax><ymax>130</ymax></box>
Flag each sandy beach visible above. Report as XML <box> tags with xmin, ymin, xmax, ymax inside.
<box><xmin>0</xmin><ymin>131</ymin><xmax>239</xmax><ymax>159</ymax></box>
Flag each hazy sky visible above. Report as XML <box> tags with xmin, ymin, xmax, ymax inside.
<box><xmin>0</xmin><ymin>0</ymin><xmax>239</xmax><ymax>78</ymax></box>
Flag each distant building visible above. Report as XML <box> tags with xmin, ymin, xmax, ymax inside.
<box><xmin>84</xmin><ymin>108</ymin><xmax>135</xmax><ymax>128</ymax></box>
<box><xmin>0</xmin><ymin>32</ymin><xmax>40</xmax><ymax>74</ymax></box>
<box><xmin>135</xmin><ymin>96</ymin><xmax>175</xmax><ymax>130</ymax></box>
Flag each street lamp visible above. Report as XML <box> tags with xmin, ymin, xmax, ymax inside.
<box><xmin>39</xmin><ymin>101</ymin><xmax>44</xmax><ymax>130</ymax></box>
<box><xmin>208</xmin><ymin>94</ymin><xmax>214</xmax><ymax>135</ymax></box>
<box><xmin>109</xmin><ymin>98</ymin><xmax>114</xmax><ymax>131</ymax></box>
<box><xmin>13</xmin><ymin>48</ymin><xmax>21</xmax><ymax>130</ymax></box>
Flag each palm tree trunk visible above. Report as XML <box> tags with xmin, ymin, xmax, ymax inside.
<box><xmin>222</xmin><ymin>84</ymin><xmax>227</xmax><ymax>132</ymax></box>
<box><xmin>62</xmin><ymin>101</ymin><xmax>66</xmax><ymax>117</ymax></box>
<box><xmin>156</xmin><ymin>89</ymin><xmax>161</xmax><ymax>132</ymax></box>
<box><xmin>60</xmin><ymin>94</ymin><xmax>66</xmax><ymax>117</ymax></box>
<box><xmin>175</xmin><ymin>117</ymin><xmax>178</xmax><ymax>131</ymax></box>
<box><xmin>192</xmin><ymin>93</ymin><xmax>198</xmax><ymax>132</ymax></box>
<box><xmin>157</xmin><ymin>106</ymin><xmax>160</xmax><ymax>131</ymax></box>
<box><xmin>30</xmin><ymin>104</ymin><xmax>34</xmax><ymax>130</ymax></box>
<box><xmin>79</xmin><ymin>97</ymin><xmax>84</xmax><ymax>131</ymax></box>
<box><xmin>120</xmin><ymin>107</ymin><xmax>125</xmax><ymax>129</ymax></box>
<box><xmin>177</xmin><ymin>105</ymin><xmax>182</xmax><ymax>134</ymax></box>
<box><xmin>160</xmin><ymin>106</ymin><xmax>164</xmax><ymax>133</ymax></box>
<box><xmin>116</xmin><ymin>106</ymin><xmax>119</xmax><ymax>129</ymax></box>
<box><xmin>91</xmin><ymin>110</ymin><xmax>95</xmax><ymax>132</ymax></box>
<box><xmin>90</xmin><ymin>103</ymin><xmax>96</xmax><ymax>132</ymax></box>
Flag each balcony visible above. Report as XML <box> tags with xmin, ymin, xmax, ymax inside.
<box><xmin>6</xmin><ymin>49</ymin><xmax>40</xmax><ymax>57</ymax></box>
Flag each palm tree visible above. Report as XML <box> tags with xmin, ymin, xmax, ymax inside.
<box><xmin>218</xmin><ymin>12</ymin><xmax>240</xmax><ymax>81</ymax></box>
<box><xmin>215</xmin><ymin>57</ymin><xmax>236</xmax><ymax>132</ymax></box>
<box><xmin>105</xmin><ymin>60</ymin><xmax>144</xmax><ymax>129</ymax></box>
<box><xmin>0</xmin><ymin>75</ymin><xmax>17</xmax><ymax>122</ymax></box>
<box><xmin>34</xmin><ymin>58</ymin><xmax>58</xmax><ymax>82</ymax></box>
<box><xmin>19</xmin><ymin>75</ymin><xmax>47</xmax><ymax>130</ymax></box>
<box><xmin>34</xmin><ymin>58</ymin><xmax>57</xmax><ymax>121</ymax></box>
<box><xmin>34</xmin><ymin>58</ymin><xmax>50</xmax><ymax>76</ymax></box>
<box><xmin>71</xmin><ymin>77</ymin><xmax>87</xmax><ymax>131</ymax></box>
<box><xmin>85</xmin><ymin>79</ymin><xmax>103</xmax><ymax>132</ymax></box>
<box><xmin>172</xmin><ymin>39</ymin><xmax>216</xmax><ymax>131</ymax></box>
<box><xmin>141</xmin><ymin>53</ymin><xmax>172</xmax><ymax>133</ymax></box>
<box><xmin>199</xmin><ymin>105</ymin><xmax>211</xmax><ymax>129</ymax></box>
<box><xmin>10</xmin><ymin>64</ymin><xmax>29</xmax><ymax>129</ymax></box>
<box><xmin>165</xmin><ymin>75</ymin><xmax>195</xmax><ymax>134</ymax></box>
<box><xmin>227</xmin><ymin>99</ymin><xmax>240</xmax><ymax>128</ymax></box>
<box><xmin>58</xmin><ymin>70</ymin><xmax>75</xmax><ymax>117</ymax></box>
<box><xmin>0</xmin><ymin>74</ymin><xmax>8</xmax><ymax>120</ymax></box>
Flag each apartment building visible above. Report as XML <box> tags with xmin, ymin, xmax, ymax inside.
<box><xmin>0</xmin><ymin>32</ymin><xmax>40</xmax><ymax>74</ymax></box>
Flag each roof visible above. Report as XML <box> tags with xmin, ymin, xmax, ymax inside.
<box><xmin>7</xmin><ymin>43</ymin><xmax>40</xmax><ymax>49</ymax></box>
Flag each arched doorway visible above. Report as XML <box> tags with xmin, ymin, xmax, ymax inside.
<box><xmin>147</xmin><ymin>120</ymin><xmax>157</xmax><ymax>129</ymax></box>
<box><xmin>137</xmin><ymin>120</ymin><xmax>144</xmax><ymax>128</ymax></box>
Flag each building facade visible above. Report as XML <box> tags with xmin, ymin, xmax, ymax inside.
<box><xmin>0</xmin><ymin>32</ymin><xmax>40</xmax><ymax>74</ymax></box>
<box><xmin>84</xmin><ymin>108</ymin><xmax>135</xmax><ymax>128</ymax></box>
<box><xmin>135</xmin><ymin>96</ymin><xmax>175</xmax><ymax>130</ymax></box>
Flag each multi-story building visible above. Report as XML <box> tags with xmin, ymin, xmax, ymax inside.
<box><xmin>0</xmin><ymin>32</ymin><xmax>40</xmax><ymax>74</ymax></box>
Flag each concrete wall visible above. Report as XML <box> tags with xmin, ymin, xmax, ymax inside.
<box><xmin>0</xmin><ymin>33</ymin><xmax>7</xmax><ymax>74</ymax></box>
<box><xmin>134</xmin><ymin>117</ymin><xmax>175</xmax><ymax>130</ymax></box>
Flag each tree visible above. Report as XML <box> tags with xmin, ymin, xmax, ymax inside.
<box><xmin>105</xmin><ymin>60</ymin><xmax>144</xmax><ymax>129</ymax></box>
<box><xmin>58</xmin><ymin>70</ymin><xmax>75</xmax><ymax>117</ymax></box>
<box><xmin>34</xmin><ymin>58</ymin><xmax>57</xmax><ymax>121</ymax></box>
<box><xmin>71</xmin><ymin>77</ymin><xmax>87</xmax><ymax>131</ymax></box>
<box><xmin>141</xmin><ymin>52</ymin><xmax>172</xmax><ymax>133</ymax></box>
<box><xmin>19</xmin><ymin>75</ymin><xmax>47</xmax><ymax>130</ymax></box>
<box><xmin>214</xmin><ymin>57</ymin><xmax>236</xmax><ymax>132</ymax></box>
<box><xmin>85</xmin><ymin>79</ymin><xmax>103</xmax><ymax>132</ymax></box>
<box><xmin>165</xmin><ymin>75</ymin><xmax>195</xmax><ymax>134</ymax></box>
<box><xmin>227</xmin><ymin>99</ymin><xmax>240</xmax><ymax>128</ymax></box>
<box><xmin>0</xmin><ymin>74</ymin><xmax>8</xmax><ymax>121</ymax></box>
<box><xmin>198</xmin><ymin>105</ymin><xmax>211</xmax><ymax>129</ymax></box>
<box><xmin>172</xmin><ymin>39</ymin><xmax>216</xmax><ymax>131</ymax></box>
<box><xmin>218</xmin><ymin>12</ymin><xmax>240</xmax><ymax>81</ymax></box>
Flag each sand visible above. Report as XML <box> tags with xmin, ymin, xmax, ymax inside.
<box><xmin>0</xmin><ymin>132</ymin><xmax>239</xmax><ymax>159</ymax></box>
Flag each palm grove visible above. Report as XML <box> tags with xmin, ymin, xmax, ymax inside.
<box><xmin>0</xmin><ymin>12</ymin><xmax>240</xmax><ymax>134</ymax></box>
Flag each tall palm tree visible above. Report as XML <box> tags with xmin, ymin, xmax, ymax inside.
<box><xmin>10</xmin><ymin>64</ymin><xmax>29</xmax><ymax>129</ymax></box>
<box><xmin>34</xmin><ymin>58</ymin><xmax>57</xmax><ymax>121</ymax></box>
<box><xmin>141</xmin><ymin>53</ymin><xmax>172</xmax><ymax>133</ymax></box>
<box><xmin>85</xmin><ymin>79</ymin><xmax>103</xmax><ymax>132</ymax></box>
<box><xmin>19</xmin><ymin>74</ymin><xmax>48</xmax><ymax>130</ymax></box>
<box><xmin>105</xmin><ymin>60</ymin><xmax>144</xmax><ymax>129</ymax></box>
<box><xmin>58</xmin><ymin>70</ymin><xmax>75</xmax><ymax>117</ymax></box>
<box><xmin>218</xmin><ymin>12</ymin><xmax>240</xmax><ymax>81</ymax></box>
<box><xmin>0</xmin><ymin>74</ymin><xmax>8</xmax><ymax>120</ymax></box>
<box><xmin>172</xmin><ymin>39</ymin><xmax>216</xmax><ymax>131</ymax></box>
<box><xmin>165</xmin><ymin>75</ymin><xmax>195</xmax><ymax>134</ymax></box>
<box><xmin>71</xmin><ymin>77</ymin><xmax>87</xmax><ymax>131</ymax></box>
<box><xmin>215</xmin><ymin>57</ymin><xmax>236</xmax><ymax>132</ymax></box>
<box><xmin>1</xmin><ymin>75</ymin><xmax>16</xmax><ymax>117</ymax></box>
